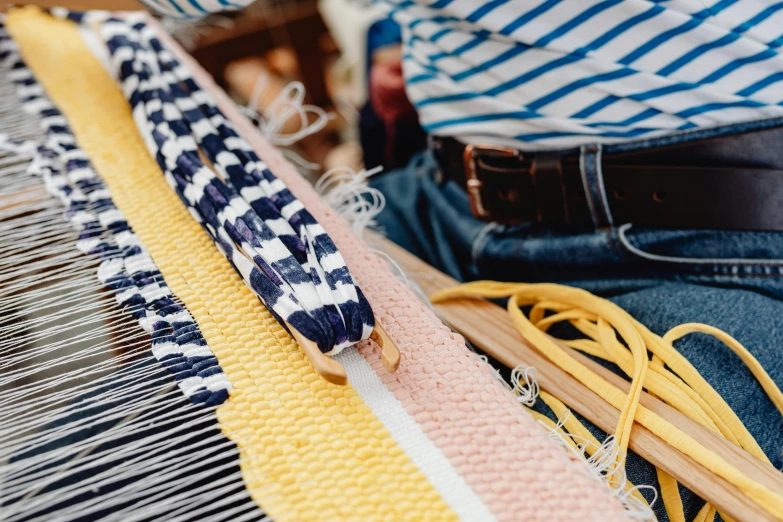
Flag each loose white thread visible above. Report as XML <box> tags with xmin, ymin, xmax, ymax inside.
<box><xmin>510</xmin><ymin>365</ymin><xmax>540</xmax><ymax>406</ymax></box>
<box><xmin>314</xmin><ymin>165</ymin><xmax>384</xmax><ymax>235</ymax></box>
<box><xmin>539</xmin><ymin>412</ymin><xmax>657</xmax><ymax>522</ymax></box>
<box><xmin>241</xmin><ymin>75</ymin><xmax>333</xmax><ymax>148</ymax></box>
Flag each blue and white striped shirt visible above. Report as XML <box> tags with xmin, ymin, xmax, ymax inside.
<box><xmin>389</xmin><ymin>0</ymin><xmax>783</xmax><ymax>149</ymax></box>
<box><xmin>138</xmin><ymin>0</ymin><xmax>254</xmax><ymax>19</ymax></box>
<box><xmin>150</xmin><ymin>0</ymin><xmax>783</xmax><ymax>149</ymax></box>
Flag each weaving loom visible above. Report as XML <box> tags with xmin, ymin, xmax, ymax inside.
<box><xmin>1</xmin><ymin>7</ymin><xmax>782</xmax><ymax>522</ymax></box>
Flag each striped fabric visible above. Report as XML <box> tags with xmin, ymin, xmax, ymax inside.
<box><xmin>387</xmin><ymin>0</ymin><xmax>783</xmax><ymax>149</ymax></box>
<box><xmin>136</xmin><ymin>0</ymin><xmax>255</xmax><ymax>19</ymax></box>
<box><xmin>0</xmin><ymin>23</ymin><xmax>230</xmax><ymax>406</ymax></box>
<box><xmin>99</xmin><ymin>15</ymin><xmax>375</xmax><ymax>355</ymax></box>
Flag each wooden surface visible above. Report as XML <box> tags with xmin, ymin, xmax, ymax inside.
<box><xmin>368</xmin><ymin>232</ymin><xmax>783</xmax><ymax>522</ymax></box>
<box><xmin>190</xmin><ymin>2</ymin><xmax>331</xmax><ymax>105</ymax></box>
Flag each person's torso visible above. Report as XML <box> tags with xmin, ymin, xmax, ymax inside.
<box><xmin>385</xmin><ymin>0</ymin><xmax>783</xmax><ymax>149</ymax></box>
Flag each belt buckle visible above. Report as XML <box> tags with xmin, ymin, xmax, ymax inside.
<box><xmin>463</xmin><ymin>144</ymin><xmax>524</xmax><ymax>220</ymax></box>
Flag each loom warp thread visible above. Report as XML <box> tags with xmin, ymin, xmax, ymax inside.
<box><xmin>0</xmin><ymin>21</ymin><xmax>229</xmax><ymax>406</ymax></box>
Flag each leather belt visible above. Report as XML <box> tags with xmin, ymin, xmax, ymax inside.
<box><xmin>432</xmin><ymin>132</ymin><xmax>783</xmax><ymax>231</ymax></box>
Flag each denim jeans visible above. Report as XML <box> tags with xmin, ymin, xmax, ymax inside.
<box><xmin>370</xmin><ymin>148</ymin><xmax>783</xmax><ymax>522</ymax></box>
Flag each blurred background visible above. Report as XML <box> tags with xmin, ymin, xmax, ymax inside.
<box><xmin>162</xmin><ymin>0</ymin><xmax>426</xmax><ymax>183</ymax></box>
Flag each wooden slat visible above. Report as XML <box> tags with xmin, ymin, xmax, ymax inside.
<box><xmin>368</xmin><ymin>232</ymin><xmax>783</xmax><ymax>522</ymax></box>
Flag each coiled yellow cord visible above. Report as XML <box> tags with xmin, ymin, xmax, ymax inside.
<box><xmin>432</xmin><ymin>282</ymin><xmax>783</xmax><ymax>522</ymax></box>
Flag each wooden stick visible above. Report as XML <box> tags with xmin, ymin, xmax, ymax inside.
<box><xmin>370</xmin><ymin>322</ymin><xmax>401</xmax><ymax>373</ymax></box>
<box><xmin>284</xmin><ymin>321</ymin><xmax>347</xmax><ymax>386</ymax></box>
<box><xmin>367</xmin><ymin>231</ymin><xmax>783</xmax><ymax>522</ymax></box>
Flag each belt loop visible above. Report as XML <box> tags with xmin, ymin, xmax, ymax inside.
<box><xmin>579</xmin><ymin>144</ymin><xmax>614</xmax><ymax>229</ymax></box>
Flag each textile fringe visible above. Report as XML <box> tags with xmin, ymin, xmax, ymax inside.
<box><xmin>538</xmin><ymin>415</ymin><xmax>657</xmax><ymax>522</ymax></box>
<box><xmin>509</xmin><ymin>367</ymin><xmax>656</xmax><ymax>522</ymax></box>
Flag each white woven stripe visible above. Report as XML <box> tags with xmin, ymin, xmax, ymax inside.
<box><xmin>336</xmin><ymin>348</ymin><xmax>498</xmax><ymax>522</ymax></box>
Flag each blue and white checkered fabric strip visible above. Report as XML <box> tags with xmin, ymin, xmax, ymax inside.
<box><xmin>97</xmin><ymin>16</ymin><xmax>375</xmax><ymax>356</ymax></box>
<box><xmin>0</xmin><ymin>22</ymin><xmax>230</xmax><ymax>406</ymax></box>
<box><xmin>386</xmin><ymin>0</ymin><xmax>783</xmax><ymax>149</ymax></box>
<box><xmin>135</xmin><ymin>0</ymin><xmax>255</xmax><ymax>20</ymax></box>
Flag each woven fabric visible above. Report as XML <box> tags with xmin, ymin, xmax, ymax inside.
<box><xmin>98</xmin><ymin>14</ymin><xmax>373</xmax><ymax>356</ymax></box>
<box><xmin>5</xmin><ymin>9</ymin><xmax>465</xmax><ymax>521</ymax></box>
<box><xmin>0</xmin><ymin>21</ymin><xmax>229</xmax><ymax>406</ymax></box>
<box><xmin>162</xmin><ymin>20</ymin><xmax>635</xmax><ymax>522</ymax></box>
<box><xmin>8</xmin><ymin>8</ymin><xmax>636</xmax><ymax>521</ymax></box>
<box><xmin>335</xmin><ymin>348</ymin><xmax>496</xmax><ymax>521</ymax></box>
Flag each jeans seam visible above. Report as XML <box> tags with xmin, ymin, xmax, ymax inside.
<box><xmin>471</xmin><ymin>222</ymin><xmax>499</xmax><ymax>272</ymax></box>
<box><xmin>580</xmin><ymin>146</ymin><xmax>601</xmax><ymax>228</ymax></box>
<box><xmin>593</xmin><ymin>145</ymin><xmax>614</xmax><ymax>227</ymax></box>
<box><xmin>616</xmin><ymin>224</ymin><xmax>783</xmax><ymax>270</ymax></box>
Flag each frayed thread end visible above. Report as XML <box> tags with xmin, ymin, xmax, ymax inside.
<box><xmin>315</xmin><ymin>165</ymin><xmax>385</xmax><ymax>235</ymax></box>
<box><xmin>510</xmin><ymin>365</ymin><xmax>539</xmax><ymax>407</ymax></box>
<box><xmin>242</xmin><ymin>75</ymin><xmax>333</xmax><ymax>148</ymax></box>
<box><xmin>540</xmin><ymin>414</ymin><xmax>657</xmax><ymax>522</ymax></box>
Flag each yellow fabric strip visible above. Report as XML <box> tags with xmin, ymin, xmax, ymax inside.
<box><xmin>656</xmin><ymin>469</ymin><xmax>686</xmax><ymax>522</ymax></box>
<box><xmin>663</xmin><ymin>324</ymin><xmax>783</xmax><ymax>418</ymax></box>
<box><xmin>7</xmin><ymin>9</ymin><xmax>457</xmax><ymax>521</ymax></box>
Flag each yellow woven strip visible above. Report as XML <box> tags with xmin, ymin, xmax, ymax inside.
<box><xmin>7</xmin><ymin>9</ymin><xmax>457</xmax><ymax>522</ymax></box>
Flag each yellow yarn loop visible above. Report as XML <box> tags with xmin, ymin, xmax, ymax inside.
<box><xmin>663</xmin><ymin>323</ymin><xmax>783</xmax><ymax>418</ymax></box>
<box><xmin>431</xmin><ymin>281</ymin><xmax>783</xmax><ymax>521</ymax></box>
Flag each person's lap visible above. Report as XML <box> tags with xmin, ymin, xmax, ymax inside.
<box><xmin>370</xmin><ymin>150</ymin><xmax>783</xmax><ymax>521</ymax></box>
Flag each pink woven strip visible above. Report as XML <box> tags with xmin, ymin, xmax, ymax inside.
<box><xmin>155</xmin><ymin>21</ymin><xmax>631</xmax><ymax>522</ymax></box>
